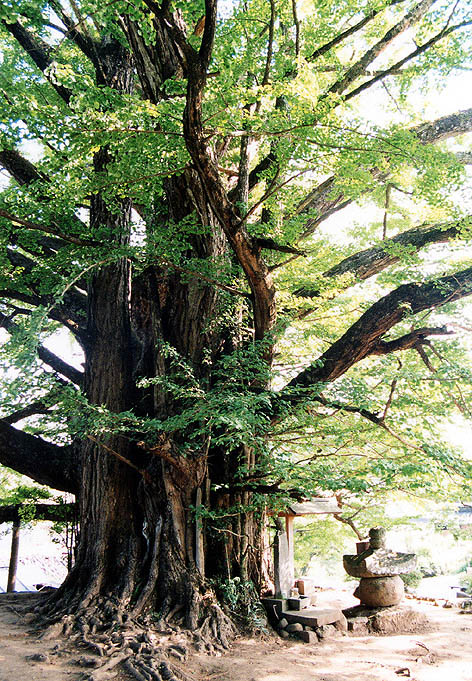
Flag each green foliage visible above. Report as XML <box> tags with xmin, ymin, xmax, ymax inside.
<box><xmin>400</xmin><ymin>569</ymin><xmax>423</xmax><ymax>590</ymax></box>
<box><xmin>215</xmin><ymin>577</ymin><xmax>268</xmax><ymax>633</ymax></box>
<box><xmin>0</xmin><ymin>479</ymin><xmax>52</xmax><ymax>523</ymax></box>
<box><xmin>0</xmin><ymin>0</ymin><xmax>472</xmax><ymax>544</ymax></box>
<box><xmin>459</xmin><ymin>573</ymin><xmax>472</xmax><ymax>594</ymax></box>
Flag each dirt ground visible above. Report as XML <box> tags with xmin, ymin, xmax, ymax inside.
<box><xmin>1</xmin><ymin>589</ymin><xmax>471</xmax><ymax>681</ymax></box>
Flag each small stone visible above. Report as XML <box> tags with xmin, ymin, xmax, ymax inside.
<box><xmin>78</xmin><ymin>657</ymin><xmax>102</xmax><ymax>669</ymax></box>
<box><xmin>279</xmin><ymin>630</ymin><xmax>289</xmax><ymax>639</ymax></box>
<box><xmin>299</xmin><ymin>631</ymin><xmax>318</xmax><ymax>644</ymax></box>
<box><xmin>277</xmin><ymin>618</ymin><xmax>288</xmax><ymax>629</ymax></box>
<box><xmin>286</xmin><ymin>623</ymin><xmax>303</xmax><ymax>633</ymax></box>
<box><xmin>347</xmin><ymin>618</ymin><xmax>369</xmax><ymax>635</ymax></box>
<box><xmin>334</xmin><ymin>613</ymin><xmax>348</xmax><ymax>632</ymax></box>
<box><xmin>26</xmin><ymin>653</ymin><xmax>50</xmax><ymax>663</ymax></box>
<box><xmin>304</xmin><ymin>625</ymin><xmax>314</xmax><ymax>632</ymax></box>
<box><xmin>316</xmin><ymin>624</ymin><xmax>337</xmax><ymax>639</ymax></box>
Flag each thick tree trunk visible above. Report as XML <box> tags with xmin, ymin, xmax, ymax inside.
<box><xmin>40</xmin><ymin>30</ymin><xmax>270</xmax><ymax>651</ymax></box>
<box><xmin>48</xmin><ymin>170</ymin><xmax>266</xmax><ymax>636</ymax></box>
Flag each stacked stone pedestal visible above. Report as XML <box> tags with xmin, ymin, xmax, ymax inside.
<box><xmin>344</xmin><ymin>527</ymin><xmax>416</xmax><ymax>608</ymax></box>
<box><xmin>354</xmin><ymin>575</ymin><xmax>404</xmax><ymax>607</ymax></box>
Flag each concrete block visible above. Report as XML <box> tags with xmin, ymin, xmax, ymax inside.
<box><xmin>296</xmin><ymin>579</ymin><xmax>315</xmax><ymax>596</ymax></box>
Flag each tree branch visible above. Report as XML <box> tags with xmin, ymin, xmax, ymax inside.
<box><xmin>0</xmin><ymin>502</ymin><xmax>77</xmax><ymax>524</ymax></box>
<box><xmin>370</xmin><ymin>325</ymin><xmax>454</xmax><ymax>355</ymax></box>
<box><xmin>4</xmin><ymin>247</ymin><xmax>87</xmax><ymax>337</ymax></box>
<box><xmin>183</xmin><ymin>12</ymin><xmax>276</xmax><ymax>342</ymax></box>
<box><xmin>0</xmin><ymin>209</ymin><xmax>95</xmax><ymax>247</ymax></box>
<box><xmin>1</xmin><ymin>19</ymin><xmax>72</xmax><ymax>104</ymax></box>
<box><xmin>0</xmin><ymin>148</ymin><xmax>45</xmax><ymax>186</ymax></box>
<box><xmin>327</xmin><ymin>0</ymin><xmax>434</xmax><ymax>97</ymax></box>
<box><xmin>344</xmin><ymin>19</ymin><xmax>472</xmax><ymax>103</ymax></box>
<box><xmin>284</xmin><ymin>264</ymin><xmax>472</xmax><ymax>394</ymax></box>
<box><xmin>1</xmin><ymin>399</ymin><xmax>53</xmax><ymax>425</ymax></box>
<box><xmin>0</xmin><ymin>420</ymin><xmax>79</xmax><ymax>494</ymax></box>
<box><xmin>0</xmin><ymin>311</ymin><xmax>84</xmax><ymax>385</ymax></box>
<box><xmin>290</xmin><ymin>107</ymin><xmax>472</xmax><ymax>242</ymax></box>
<box><xmin>309</xmin><ymin>4</ymin><xmax>398</xmax><ymax>62</ymax></box>
<box><xmin>295</xmin><ymin>218</ymin><xmax>466</xmax><ymax>298</ymax></box>
<box><xmin>48</xmin><ymin>0</ymin><xmax>99</xmax><ymax>66</ymax></box>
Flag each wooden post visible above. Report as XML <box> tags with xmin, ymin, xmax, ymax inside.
<box><xmin>7</xmin><ymin>518</ymin><xmax>20</xmax><ymax>592</ymax></box>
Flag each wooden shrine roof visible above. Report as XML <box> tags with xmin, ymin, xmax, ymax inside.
<box><xmin>278</xmin><ymin>498</ymin><xmax>341</xmax><ymax>516</ymax></box>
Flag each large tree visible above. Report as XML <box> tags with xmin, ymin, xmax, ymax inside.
<box><xmin>1</xmin><ymin>0</ymin><xmax>472</xmax><ymax>672</ymax></box>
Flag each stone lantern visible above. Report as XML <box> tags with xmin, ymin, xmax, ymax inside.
<box><xmin>343</xmin><ymin>527</ymin><xmax>416</xmax><ymax>607</ymax></box>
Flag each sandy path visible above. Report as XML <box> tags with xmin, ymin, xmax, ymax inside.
<box><xmin>1</xmin><ymin>592</ymin><xmax>471</xmax><ymax>681</ymax></box>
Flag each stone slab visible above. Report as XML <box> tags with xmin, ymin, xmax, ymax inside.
<box><xmin>282</xmin><ymin>607</ymin><xmax>343</xmax><ymax>628</ymax></box>
<box><xmin>261</xmin><ymin>598</ymin><xmax>288</xmax><ymax>619</ymax></box>
<box><xmin>274</xmin><ymin>529</ymin><xmax>292</xmax><ymax>597</ymax></box>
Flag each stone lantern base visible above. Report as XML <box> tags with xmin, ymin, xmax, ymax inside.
<box><xmin>354</xmin><ymin>575</ymin><xmax>404</xmax><ymax>607</ymax></box>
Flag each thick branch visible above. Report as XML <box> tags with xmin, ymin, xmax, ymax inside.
<box><xmin>0</xmin><ymin>420</ymin><xmax>78</xmax><ymax>494</ymax></box>
<box><xmin>183</xmin><ymin>17</ymin><xmax>276</xmax><ymax>342</ymax></box>
<box><xmin>48</xmin><ymin>0</ymin><xmax>99</xmax><ymax>66</ymax></box>
<box><xmin>256</xmin><ymin>237</ymin><xmax>305</xmax><ymax>256</ymax></box>
<box><xmin>285</xmin><ymin>264</ymin><xmax>472</xmax><ymax>392</ymax></box>
<box><xmin>296</xmin><ymin>219</ymin><xmax>465</xmax><ymax>298</ymax></box>
<box><xmin>0</xmin><ymin>311</ymin><xmax>84</xmax><ymax>385</ymax></box>
<box><xmin>370</xmin><ymin>325</ymin><xmax>453</xmax><ymax>355</ymax></box>
<box><xmin>309</xmin><ymin>1</ymin><xmax>407</xmax><ymax>62</ymax></box>
<box><xmin>0</xmin><ymin>502</ymin><xmax>76</xmax><ymax>524</ymax></box>
<box><xmin>327</xmin><ymin>0</ymin><xmax>434</xmax><ymax>97</ymax></box>
<box><xmin>4</xmin><ymin>247</ymin><xmax>87</xmax><ymax>335</ymax></box>
<box><xmin>0</xmin><ymin>149</ymin><xmax>45</xmax><ymax>186</ymax></box>
<box><xmin>1</xmin><ymin>19</ymin><xmax>72</xmax><ymax>103</ymax></box>
<box><xmin>344</xmin><ymin>19</ymin><xmax>472</xmax><ymax>103</ymax></box>
<box><xmin>414</xmin><ymin>108</ymin><xmax>472</xmax><ymax>144</ymax></box>
<box><xmin>1</xmin><ymin>399</ymin><xmax>53</xmax><ymax>424</ymax></box>
<box><xmin>0</xmin><ymin>209</ymin><xmax>95</xmax><ymax>247</ymax></box>
<box><xmin>292</xmin><ymin>108</ymin><xmax>472</xmax><ymax>241</ymax></box>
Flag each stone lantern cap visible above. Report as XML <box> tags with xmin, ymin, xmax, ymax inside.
<box><xmin>343</xmin><ymin>527</ymin><xmax>416</xmax><ymax>578</ymax></box>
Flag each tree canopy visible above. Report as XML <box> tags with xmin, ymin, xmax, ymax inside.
<box><xmin>0</xmin><ymin>0</ymin><xmax>472</xmax><ymax>665</ymax></box>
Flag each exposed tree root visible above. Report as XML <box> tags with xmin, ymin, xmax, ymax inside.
<box><xmin>31</xmin><ymin>589</ymin><xmax>239</xmax><ymax>681</ymax></box>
